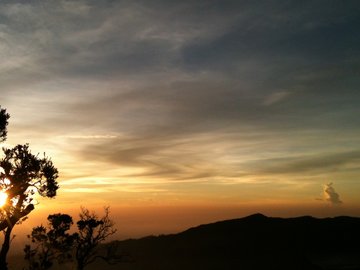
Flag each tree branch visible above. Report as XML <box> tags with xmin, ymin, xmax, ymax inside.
<box><xmin>0</xmin><ymin>204</ymin><xmax>34</xmax><ymax>231</ymax></box>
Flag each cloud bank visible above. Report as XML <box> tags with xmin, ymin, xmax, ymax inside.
<box><xmin>1</xmin><ymin>0</ymin><xmax>359</xmax><ymax>205</ymax></box>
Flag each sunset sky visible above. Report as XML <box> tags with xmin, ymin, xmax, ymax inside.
<box><xmin>1</xmin><ymin>0</ymin><xmax>360</xmax><ymax>243</ymax></box>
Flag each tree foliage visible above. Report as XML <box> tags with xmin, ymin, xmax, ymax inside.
<box><xmin>24</xmin><ymin>214</ymin><xmax>76</xmax><ymax>270</ymax></box>
<box><xmin>0</xmin><ymin>106</ymin><xmax>9</xmax><ymax>142</ymax></box>
<box><xmin>0</xmin><ymin>144</ymin><xmax>59</xmax><ymax>231</ymax></box>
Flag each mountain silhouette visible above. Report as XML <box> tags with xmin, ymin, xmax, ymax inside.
<box><xmin>10</xmin><ymin>213</ymin><xmax>360</xmax><ymax>270</ymax></box>
<box><xmin>97</xmin><ymin>213</ymin><xmax>360</xmax><ymax>270</ymax></box>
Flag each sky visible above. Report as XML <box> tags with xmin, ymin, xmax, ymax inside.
<box><xmin>1</xmin><ymin>0</ymin><xmax>360</xmax><ymax>243</ymax></box>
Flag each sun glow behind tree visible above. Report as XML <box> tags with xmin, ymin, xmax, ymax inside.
<box><xmin>0</xmin><ymin>176</ymin><xmax>10</xmax><ymax>207</ymax></box>
<box><xmin>0</xmin><ymin>192</ymin><xmax>7</xmax><ymax>208</ymax></box>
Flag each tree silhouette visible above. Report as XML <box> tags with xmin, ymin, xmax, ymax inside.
<box><xmin>25</xmin><ymin>207</ymin><xmax>119</xmax><ymax>270</ymax></box>
<box><xmin>75</xmin><ymin>207</ymin><xmax>117</xmax><ymax>270</ymax></box>
<box><xmin>24</xmin><ymin>214</ymin><xmax>76</xmax><ymax>270</ymax></box>
<box><xmin>0</xmin><ymin>107</ymin><xmax>59</xmax><ymax>269</ymax></box>
<box><xmin>0</xmin><ymin>107</ymin><xmax>10</xmax><ymax>142</ymax></box>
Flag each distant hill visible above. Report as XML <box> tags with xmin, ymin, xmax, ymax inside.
<box><xmin>10</xmin><ymin>213</ymin><xmax>360</xmax><ymax>270</ymax></box>
<box><xmin>89</xmin><ymin>213</ymin><xmax>360</xmax><ymax>270</ymax></box>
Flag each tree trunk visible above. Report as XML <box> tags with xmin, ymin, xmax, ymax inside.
<box><xmin>77</xmin><ymin>261</ymin><xmax>84</xmax><ymax>270</ymax></box>
<box><xmin>0</xmin><ymin>226</ymin><xmax>13</xmax><ymax>270</ymax></box>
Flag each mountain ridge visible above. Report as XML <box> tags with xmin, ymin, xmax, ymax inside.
<box><xmin>103</xmin><ymin>213</ymin><xmax>360</xmax><ymax>270</ymax></box>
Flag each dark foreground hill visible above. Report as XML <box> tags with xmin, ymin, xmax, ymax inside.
<box><xmin>89</xmin><ymin>213</ymin><xmax>360</xmax><ymax>270</ymax></box>
<box><xmin>10</xmin><ymin>213</ymin><xmax>360</xmax><ymax>270</ymax></box>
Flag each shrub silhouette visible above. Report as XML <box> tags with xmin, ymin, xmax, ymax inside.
<box><xmin>24</xmin><ymin>214</ymin><xmax>76</xmax><ymax>270</ymax></box>
<box><xmin>25</xmin><ymin>207</ymin><xmax>119</xmax><ymax>270</ymax></box>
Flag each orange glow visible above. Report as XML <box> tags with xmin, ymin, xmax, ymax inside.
<box><xmin>0</xmin><ymin>191</ymin><xmax>8</xmax><ymax>207</ymax></box>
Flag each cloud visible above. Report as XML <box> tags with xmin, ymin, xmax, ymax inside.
<box><xmin>323</xmin><ymin>182</ymin><xmax>342</xmax><ymax>204</ymax></box>
<box><xmin>247</xmin><ymin>150</ymin><xmax>360</xmax><ymax>176</ymax></box>
<box><xmin>61</xmin><ymin>134</ymin><xmax>118</xmax><ymax>139</ymax></box>
<box><xmin>69</xmin><ymin>128</ymin><xmax>360</xmax><ymax>185</ymax></box>
<box><xmin>71</xmin><ymin>134</ymin><xmax>225</xmax><ymax>182</ymax></box>
<box><xmin>1</xmin><ymin>0</ymin><xmax>360</xmax><ymax>196</ymax></box>
<box><xmin>263</xmin><ymin>91</ymin><xmax>290</xmax><ymax>106</ymax></box>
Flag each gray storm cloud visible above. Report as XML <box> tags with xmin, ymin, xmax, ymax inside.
<box><xmin>323</xmin><ymin>182</ymin><xmax>342</xmax><ymax>204</ymax></box>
